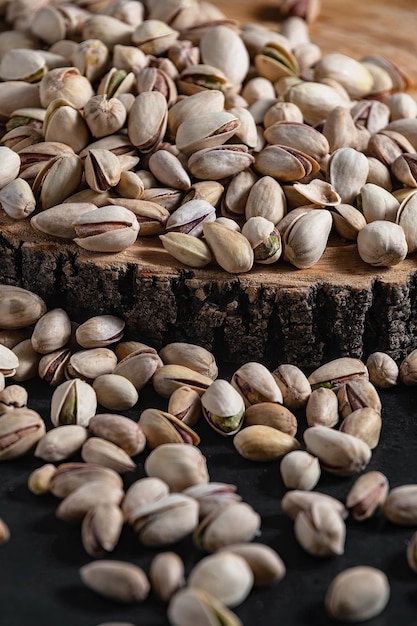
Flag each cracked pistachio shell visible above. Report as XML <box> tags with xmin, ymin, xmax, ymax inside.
<box><xmin>304</xmin><ymin>425</ymin><xmax>372</xmax><ymax>476</ymax></box>
<box><xmin>0</xmin><ymin>408</ymin><xmax>45</xmax><ymax>460</ymax></box>
<box><xmin>50</xmin><ymin>378</ymin><xmax>97</xmax><ymax>427</ymax></box>
<box><xmin>34</xmin><ymin>424</ymin><xmax>88</xmax><ymax>462</ymax></box>
<box><xmin>0</xmin><ymin>285</ymin><xmax>47</xmax><ymax>329</ymax></box>
<box><xmin>132</xmin><ymin>19</ymin><xmax>179</xmax><ymax>55</ymax></box>
<box><xmin>113</xmin><ymin>350</ymin><xmax>163</xmax><ymax>391</ymax></box>
<box><xmin>176</xmin><ymin>111</ymin><xmax>240</xmax><ymax>156</ymax></box>
<box><xmin>31</xmin><ymin>203</ymin><xmax>98</xmax><ymax>240</ymax></box>
<box><xmin>160</xmin><ymin>342</ymin><xmax>218</xmax><ymax>379</ymax></box>
<box><xmin>189</xmin><ymin>552</ymin><xmax>253</xmax><ymax>608</ymax></box>
<box><xmin>76</xmin><ymin>315</ymin><xmax>125</xmax><ymax>349</ymax></box>
<box><xmin>84</xmin><ymin>149</ymin><xmax>122</xmax><ymax>193</ymax></box>
<box><xmin>254</xmin><ymin>144</ymin><xmax>320</xmax><ymax>182</ymax></box>
<box><xmin>0</xmin><ymin>48</ymin><xmax>46</xmax><ymax>82</ymax></box>
<box><xmin>193</xmin><ymin>502</ymin><xmax>261</xmax><ymax>552</ymax></box>
<box><xmin>145</xmin><ymin>443</ymin><xmax>209</xmax><ymax>492</ymax></box>
<box><xmin>183</xmin><ymin>483</ymin><xmax>241</xmax><ymax>519</ymax></box>
<box><xmin>272</xmin><ymin>364</ymin><xmax>311</xmax><ymax>409</ymax></box>
<box><xmin>168</xmin><ymin>587</ymin><xmax>242</xmax><ymax>626</ymax></box>
<box><xmin>92</xmin><ymin>374</ymin><xmax>139</xmax><ymax>411</ymax></box>
<box><xmin>325</xmin><ymin>566</ymin><xmax>390</xmax><ymax>622</ymax></box>
<box><xmin>294</xmin><ymin>501</ymin><xmax>346</xmax><ymax>557</ymax></box>
<box><xmin>80</xmin><ymin>560</ymin><xmax>150</xmax><ymax>604</ymax></box>
<box><xmin>201</xmin><ymin>379</ymin><xmax>245</xmax><ymax>436</ymax></box>
<box><xmin>346</xmin><ymin>471</ymin><xmax>389</xmax><ymax>521</ymax></box>
<box><xmin>73</xmin><ymin>204</ymin><xmax>139</xmax><ymax>252</ymax></box>
<box><xmin>280</xmin><ymin>449</ymin><xmax>321</xmax><ymax>490</ymax></box>
<box><xmin>0</xmin><ymin>344</ymin><xmax>18</xmax><ymax>377</ymax></box>
<box><xmin>264</xmin><ymin>121</ymin><xmax>329</xmax><ymax>163</ymax></box>
<box><xmin>33</xmin><ymin>153</ymin><xmax>84</xmax><ymax>210</ymax></box>
<box><xmin>203</xmin><ymin>221</ymin><xmax>254</xmax><ymax>274</ymax></box>
<box><xmin>138</xmin><ymin>407</ymin><xmax>200</xmax><ymax>448</ymax></box>
<box><xmin>160</xmin><ymin>232</ymin><xmax>213</xmax><ymax>268</ymax></box>
<box><xmin>152</xmin><ymin>364</ymin><xmax>213</xmax><ymax>398</ymax></box>
<box><xmin>122</xmin><ymin>477</ymin><xmax>169</xmax><ymax>523</ymax></box>
<box><xmin>231</xmin><ymin>362</ymin><xmax>283</xmax><ymax>407</ymax></box>
<box><xmin>330</xmin><ymin>203</ymin><xmax>366</xmax><ymax>240</ymax></box>
<box><xmin>337</xmin><ymin>378</ymin><xmax>382</xmax><ymax>418</ymax></box>
<box><xmin>242</xmin><ymin>216</ymin><xmax>282</xmax><ymax>264</ymax></box>
<box><xmin>168</xmin><ymin>385</ymin><xmax>201</xmax><ymax>427</ymax></box>
<box><xmin>168</xmin><ymin>89</ymin><xmax>225</xmax><ymax>138</ymax></box>
<box><xmin>166</xmin><ymin>199</ymin><xmax>216</xmax><ymax>237</ymax></box>
<box><xmin>65</xmin><ymin>348</ymin><xmax>118</xmax><ymax>382</ymax></box>
<box><xmin>308</xmin><ymin>357</ymin><xmax>368</xmax><ymax>389</ymax></box>
<box><xmin>150</xmin><ymin>552</ymin><xmax>185</xmax><ymax>603</ymax></box>
<box><xmin>132</xmin><ymin>493</ymin><xmax>199</xmax><ymax>546</ymax></box>
<box><xmin>81</xmin><ymin>501</ymin><xmax>124</xmax><ymax>557</ymax></box>
<box><xmin>283</xmin><ymin>209</ymin><xmax>332</xmax><ymax>269</ymax></box>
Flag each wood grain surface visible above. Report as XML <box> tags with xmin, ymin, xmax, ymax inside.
<box><xmin>2</xmin><ymin>0</ymin><xmax>417</xmax><ymax>366</ymax></box>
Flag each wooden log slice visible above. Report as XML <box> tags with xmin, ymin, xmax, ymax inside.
<box><xmin>1</xmin><ymin>0</ymin><xmax>417</xmax><ymax>368</ymax></box>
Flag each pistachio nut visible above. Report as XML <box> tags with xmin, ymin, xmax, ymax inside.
<box><xmin>231</xmin><ymin>361</ymin><xmax>283</xmax><ymax>407</ymax></box>
<box><xmin>31</xmin><ymin>308</ymin><xmax>72</xmax><ymax>355</ymax></box>
<box><xmin>167</xmin><ymin>385</ymin><xmax>201</xmax><ymax>426</ymax></box>
<box><xmin>182</xmin><ymin>483</ymin><xmax>242</xmax><ymax>519</ymax></box>
<box><xmin>0</xmin><ymin>384</ymin><xmax>28</xmax><ymax>414</ymax></box>
<box><xmin>28</xmin><ymin>463</ymin><xmax>57</xmax><ymax>495</ymax></box>
<box><xmin>336</xmin><ymin>379</ymin><xmax>382</xmax><ymax>419</ymax></box>
<box><xmin>150</xmin><ymin>552</ymin><xmax>185</xmax><ymax>602</ymax></box>
<box><xmin>241</xmin><ymin>216</ymin><xmax>282</xmax><ymax>264</ymax></box>
<box><xmin>282</xmin><ymin>209</ymin><xmax>332</xmax><ymax>269</ymax></box>
<box><xmin>346</xmin><ymin>471</ymin><xmax>389</xmax><ymax>521</ymax></box>
<box><xmin>144</xmin><ymin>443</ymin><xmax>209</xmax><ymax>492</ymax></box>
<box><xmin>308</xmin><ymin>357</ymin><xmax>368</xmax><ymax>390</ymax></box>
<box><xmin>87</xmin><ymin>413</ymin><xmax>146</xmax><ymax>457</ymax></box>
<box><xmin>152</xmin><ymin>364</ymin><xmax>213</xmax><ymax>398</ymax></box>
<box><xmin>325</xmin><ymin>566</ymin><xmax>390</xmax><ymax>622</ymax></box>
<box><xmin>357</xmin><ymin>220</ymin><xmax>408</xmax><ymax>267</ymax></box>
<box><xmin>339</xmin><ymin>407</ymin><xmax>382</xmax><ymax>449</ymax></box>
<box><xmin>0</xmin><ymin>285</ymin><xmax>47</xmax><ymax>329</ymax></box>
<box><xmin>56</xmin><ymin>479</ymin><xmax>124</xmax><ymax>522</ymax></box>
<box><xmin>272</xmin><ymin>363</ymin><xmax>311</xmax><ymax>409</ymax></box>
<box><xmin>202</xmin><ymin>221</ymin><xmax>254</xmax><ymax>273</ymax></box>
<box><xmin>234</xmin><ymin>424</ymin><xmax>300</xmax><ymax>462</ymax></box>
<box><xmin>218</xmin><ymin>543</ymin><xmax>286</xmax><ymax>587</ymax></box>
<box><xmin>304</xmin><ymin>425</ymin><xmax>372</xmax><ymax>476</ymax></box>
<box><xmin>160</xmin><ymin>232</ymin><xmax>213</xmax><ymax>268</ymax></box>
<box><xmin>138</xmin><ymin>407</ymin><xmax>200</xmax><ymax>448</ymax></box>
<box><xmin>193</xmin><ymin>502</ymin><xmax>261</xmax><ymax>552</ymax></box>
<box><xmin>366</xmin><ymin>352</ymin><xmax>399</xmax><ymax>388</ymax></box>
<box><xmin>80</xmin><ymin>560</ymin><xmax>150</xmax><ymax>604</ymax></box>
<box><xmin>294</xmin><ymin>501</ymin><xmax>346</xmax><ymax>557</ymax></box>
<box><xmin>73</xmin><ymin>204</ymin><xmax>140</xmax><ymax>252</ymax></box>
<box><xmin>50</xmin><ymin>378</ymin><xmax>97</xmax><ymax>427</ymax></box>
<box><xmin>166</xmin><ymin>199</ymin><xmax>216</xmax><ymax>237</ymax></box>
<box><xmin>92</xmin><ymin>374</ymin><xmax>139</xmax><ymax>411</ymax></box>
<box><xmin>0</xmin><ymin>177</ymin><xmax>36</xmax><ymax>220</ymax></box>
<box><xmin>201</xmin><ymin>379</ymin><xmax>245</xmax><ymax>436</ymax></box>
<box><xmin>244</xmin><ymin>402</ymin><xmax>297</xmax><ymax>436</ymax></box>
<box><xmin>189</xmin><ymin>552</ymin><xmax>253</xmax><ymax>608</ymax></box>
<box><xmin>305</xmin><ymin>387</ymin><xmax>339</xmax><ymax>428</ymax></box>
<box><xmin>122</xmin><ymin>477</ymin><xmax>169</xmax><ymax>524</ymax></box>
<box><xmin>383</xmin><ymin>484</ymin><xmax>417</xmax><ymax>525</ymax></box>
<box><xmin>168</xmin><ymin>587</ymin><xmax>242</xmax><ymax>626</ymax></box>
<box><xmin>81</xmin><ymin>437</ymin><xmax>136</xmax><ymax>474</ymax></box>
<box><xmin>50</xmin><ymin>462</ymin><xmax>123</xmax><ymax>499</ymax></box>
<box><xmin>0</xmin><ymin>344</ymin><xmax>19</xmax><ymax>377</ymax></box>
<box><xmin>280</xmin><ymin>449</ymin><xmax>321</xmax><ymax>490</ymax></box>
<box><xmin>281</xmin><ymin>490</ymin><xmax>348</xmax><ymax>520</ymax></box>
<box><xmin>406</xmin><ymin>531</ymin><xmax>417</xmax><ymax>573</ymax></box>
<box><xmin>75</xmin><ymin>315</ymin><xmax>125</xmax><ymax>349</ymax></box>
<box><xmin>34</xmin><ymin>424</ymin><xmax>88</xmax><ymax>462</ymax></box>
<box><xmin>81</xmin><ymin>501</ymin><xmax>124</xmax><ymax>557</ymax></box>
<box><xmin>0</xmin><ymin>408</ymin><xmax>45</xmax><ymax>461</ymax></box>
<box><xmin>65</xmin><ymin>348</ymin><xmax>118</xmax><ymax>382</ymax></box>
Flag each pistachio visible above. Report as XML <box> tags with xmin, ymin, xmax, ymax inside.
<box><xmin>87</xmin><ymin>413</ymin><xmax>145</xmax><ymax>457</ymax></box>
<box><xmin>34</xmin><ymin>424</ymin><xmax>88</xmax><ymax>462</ymax></box>
<box><xmin>0</xmin><ymin>517</ymin><xmax>10</xmax><ymax>544</ymax></box>
<box><xmin>92</xmin><ymin>374</ymin><xmax>139</xmax><ymax>411</ymax></box>
<box><xmin>144</xmin><ymin>443</ymin><xmax>209</xmax><ymax>492</ymax></box>
<box><xmin>160</xmin><ymin>232</ymin><xmax>213</xmax><ymax>268</ymax></box>
<box><xmin>383</xmin><ymin>484</ymin><xmax>417</xmax><ymax>525</ymax></box>
<box><xmin>28</xmin><ymin>463</ymin><xmax>57</xmax><ymax>495</ymax></box>
<box><xmin>234</xmin><ymin>424</ymin><xmax>300</xmax><ymax>462</ymax></box>
<box><xmin>336</xmin><ymin>379</ymin><xmax>382</xmax><ymax>419</ymax></box>
<box><xmin>81</xmin><ymin>437</ymin><xmax>136</xmax><ymax>474</ymax></box>
<box><xmin>168</xmin><ymin>385</ymin><xmax>201</xmax><ymax>427</ymax></box>
<box><xmin>202</xmin><ymin>221</ymin><xmax>254</xmax><ymax>273</ymax></box>
<box><xmin>193</xmin><ymin>502</ymin><xmax>261</xmax><ymax>552</ymax></box>
<box><xmin>201</xmin><ymin>379</ymin><xmax>245</xmax><ymax>436</ymax></box>
<box><xmin>183</xmin><ymin>483</ymin><xmax>242</xmax><ymax>519</ymax></box>
<box><xmin>308</xmin><ymin>357</ymin><xmax>368</xmax><ymax>390</ymax></box>
<box><xmin>366</xmin><ymin>352</ymin><xmax>399</xmax><ymax>388</ymax></box>
<box><xmin>406</xmin><ymin>531</ymin><xmax>417</xmax><ymax>573</ymax></box>
<box><xmin>325</xmin><ymin>566</ymin><xmax>390</xmax><ymax>622</ymax></box>
<box><xmin>81</xmin><ymin>502</ymin><xmax>124</xmax><ymax>557</ymax></box>
<box><xmin>0</xmin><ymin>285</ymin><xmax>47</xmax><ymax>329</ymax></box>
<box><xmin>244</xmin><ymin>402</ymin><xmax>297</xmax><ymax>436</ymax></box>
<box><xmin>31</xmin><ymin>308</ymin><xmax>72</xmax><ymax>355</ymax></box>
<box><xmin>346</xmin><ymin>471</ymin><xmax>389</xmax><ymax>521</ymax></box>
<box><xmin>150</xmin><ymin>552</ymin><xmax>185</xmax><ymax>602</ymax></box>
<box><xmin>339</xmin><ymin>407</ymin><xmax>382</xmax><ymax>449</ymax></box>
<box><xmin>272</xmin><ymin>363</ymin><xmax>311</xmax><ymax>409</ymax></box>
<box><xmin>280</xmin><ymin>450</ymin><xmax>321</xmax><ymax>490</ymax></box>
<box><xmin>281</xmin><ymin>490</ymin><xmax>348</xmax><ymax>520</ymax></box>
<box><xmin>282</xmin><ymin>209</ymin><xmax>332</xmax><ymax>269</ymax></box>
<box><xmin>138</xmin><ymin>407</ymin><xmax>200</xmax><ymax>448</ymax></box>
<box><xmin>168</xmin><ymin>587</ymin><xmax>242</xmax><ymax>626</ymax></box>
<box><xmin>50</xmin><ymin>379</ymin><xmax>97</xmax><ymax>427</ymax></box>
<box><xmin>0</xmin><ymin>408</ymin><xmax>45</xmax><ymax>461</ymax></box>
<box><xmin>231</xmin><ymin>361</ymin><xmax>283</xmax><ymax>407</ymax></box>
<box><xmin>218</xmin><ymin>543</ymin><xmax>286</xmax><ymax>587</ymax></box>
<box><xmin>73</xmin><ymin>204</ymin><xmax>140</xmax><ymax>253</ymax></box>
<box><xmin>357</xmin><ymin>220</ymin><xmax>408</xmax><ymax>267</ymax></box>
<box><xmin>294</xmin><ymin>501</ymin><xmax>346</xmax><ymax>557</ymax></box>
<box><xmin>76</xmin><ymin>315</ymin><xmax>125</xmax><ymax>349</ymax></box>
<box><xmin>56</xmin><ymin>480</ymin><xmax>124</xmax><ymax>522</ymax></box>
<box><xmin>304</xmin><ymin>425</ymin><xmax>372</xmax><ymax>476</ymax></box>
<box><xmin>189</xmin><ymin>552</ymin><xmax>253</xmax><ymax>608</ymax></box>
<box><xmin>80</xmin><ymin>560</ymin><xmax>150</xmax><ymax>604</ymax></box>
<box><xmin>0</xmin><ymin>384</ymin><xmax>28</xmax><ymax>414</ymax></box>
<box><xmin>122</xmin><ymin>477</ymin><xmax>169</xmax><ymax>524</ymax></box>
<box><xmin>152</xmin><ymin>364</ymin><xmax>213</xmax><ymax>398</ymax></box>
<box><xmin>50</xmin><ymin>462</ymin><xmax>123</xmax><ymax>499</ymax></box>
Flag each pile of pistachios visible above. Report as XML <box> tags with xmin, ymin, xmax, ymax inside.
<box><xmin>2</xmin><ymin>282</ymin><xmax>417</xmax><ymax>623</ymax></box>
<box><xmin>0</xmin><ymin>0</ymin><xmax>417</xmax><ymax>272</ymax></box>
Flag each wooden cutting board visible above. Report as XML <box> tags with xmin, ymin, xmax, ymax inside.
<box><xmin>2</xmin><ymin>0</ymin><xmax>417</xmax><ymax>368</ymax></box>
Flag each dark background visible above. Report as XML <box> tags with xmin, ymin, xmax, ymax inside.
<box><xmin>1</xmin><ymin>369</ymin><xmax>417</xmax><ymax>626</ymax></box>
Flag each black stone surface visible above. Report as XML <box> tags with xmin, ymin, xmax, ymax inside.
<box><xmin>1</xmin><ymin>370</ymin><xmax>417</xmax><ymax>626</ymax></box>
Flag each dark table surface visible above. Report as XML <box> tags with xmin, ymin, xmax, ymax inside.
<box><xmin>1</xmin><ymin>368</ymin><xmax>417</xmax><ymax>626</ymax></box>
